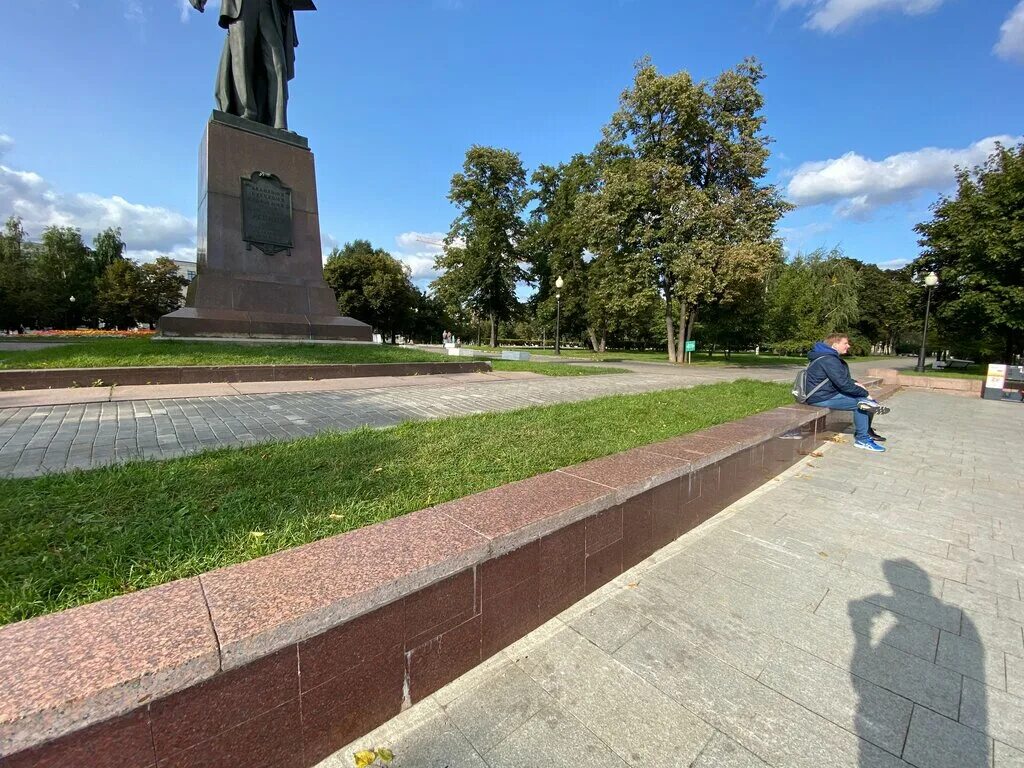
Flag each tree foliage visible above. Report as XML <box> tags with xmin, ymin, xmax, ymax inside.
<box><xmin>433</xmin><ymin>146</ymin><xmax>528</xmax><ymax>347</ymax></box>
<box><xmin>915</xmin><ymin>141</ymin><xmax>1024</xmax><ymax>360</ymax></box>
<box><xmin>579</xmin><ymin>57</ymin><xmax>789</xmax><ymax>362</ymax></box>
<box><xmin>323</xmin><ymin>240</ymin><xmax>418</xmax><ymax>342</ymax></box>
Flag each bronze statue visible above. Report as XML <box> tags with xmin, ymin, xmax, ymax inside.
<box><xmin>189</xmin><ymin>0</ymin><xmax>315</xmax><ymax>130</ymax></box>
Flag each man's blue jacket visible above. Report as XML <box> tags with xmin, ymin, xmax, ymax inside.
<box><xmin>805</xmin><ymin>342</ymin><xmax>869</xmax><ymax>404</ymax></box>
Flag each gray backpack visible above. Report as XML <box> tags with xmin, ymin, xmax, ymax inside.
<box><xmin>792</xmin><ymin>357</ymin><xmax>829</xmax><ymax>403</ymax></box>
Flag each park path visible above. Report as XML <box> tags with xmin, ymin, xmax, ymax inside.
<box><xmin>322</xmin><ymin>390</ymin><xmax>1024</xmax><ymax>768</ymax></box>
<box><xmin>0</xmin><ymin>365</ymin><xmax>792</xmax><ymax>479</ymax></box>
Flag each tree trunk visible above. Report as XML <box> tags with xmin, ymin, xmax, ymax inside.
<box><xmin>676</xmin><ymin>299</ymin><xmax>687</xmax><ymax>363</ymax></box>
<box><xmin>686</xmin><ymin>309</ymin><xmax>698</xmax><ymax>359</ymax></box>
<box><xmin>489</xmin><ymin>312</ymin><xmax>497</xmax><ymax>348</ymax></box>
<box><xmin>599</xmin><ymin>331</ymin><xmax>606</xmax><ymax>353</ymax></box>
<box><xmin>664</xmin><ymin>282</ymin><xmax>677</xmax><ymax>363</ymax></box>
<box><xmin>587</xmin><ymin>327</ymin><xmax>599</xmax><ymax>352</ymax></box>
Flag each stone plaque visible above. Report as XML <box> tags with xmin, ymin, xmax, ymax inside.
<box><xmin>241</xmin><ymin>172</ymin><xmax>293</xmax><ymax>255</ymax></box>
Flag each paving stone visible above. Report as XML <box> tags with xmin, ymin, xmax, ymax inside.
<box><xmin>758</xmin><ymin>641</ymin><xmax>913</xmax><ymax>756</ymax></box>
<box><xmin>903</xmin><ymin>704</ymin><xmax>992</xmax><ymax>768</ymax></box>
<box><xmin>613</xmin><ymin>623</ymin><xmax>904</xmax><ymax>768</ymax></box>
<box><xmin>962</xmin><ymin>677</ymin><xmax>1024</xmax><ymax>752</ymax></box>
<box><xmin>815</xmin><ymin>590</ymin><xmax>939</xmax><ymax>661</ymax></box>
<box><xmin>996</xmin><ymin>741</ymin><xmax>1024</xmax><ymax>767</ymax></box>
<box><xmin>481</xmin><ymin>704</ymin><xmax>629</xmax><ymax>768</ymax></box>
<box><xmin>1008</xmin><ymin>653</ymin><xmax>1024</xmax><ymax>699</ymax></box>
<box><xmin>936</xmin><ymin>630</ymin><xmax>1007</xmax><ymax>690</ymax></box>
<box><xmin>567</xmin><ymin>596</ymin><xmax>651</xmax><ymax>654</ymax></box>
<box><xmin>692</xmin><ymin>731</ymin><xmax>770</xmax><ymax>768</ymax></box>
<box><xmin>443</xmin><ymin>663</ymin><xmax>556</xmax><ymax>755</ymax></box>
<box><xmin>516</xmin><ymin>627</ymin><xmax>715</xmax><ymax>766</ymax></box>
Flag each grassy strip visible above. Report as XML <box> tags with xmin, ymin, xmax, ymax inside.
<box><xmin>474</xmin><ymin>346</ymin><xmax>893</xmax><ymax>368</ymax></box>
<box><xmin>0</xmin><ymin>379</ymin><xmax>790</xmax><ymax>624</ymax></box>
<box><xmin>0</xmin><ymin>338</ymin><xmax>449</xmax><ymax>369</ymax></box>
<box><xmin>912</xmin><ymin>367</ymin><xmax>987</xmax><ymax>380</ymax></box>
<box><xmin>490</xmin><ymin>361</ymin><xmax>627</xmax><ymax>376</ymax></box>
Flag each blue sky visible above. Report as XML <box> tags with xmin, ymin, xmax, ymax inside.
<box><xmin>1</xmin><ymin>0</ymin><xmax>1022</xmax><ymax>290</ymax></box>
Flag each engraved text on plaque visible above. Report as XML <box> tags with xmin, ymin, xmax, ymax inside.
<box><xmin>241</xmin><ymin>172</ymin><xmax>293</xmax><ymax>256</ymax></box>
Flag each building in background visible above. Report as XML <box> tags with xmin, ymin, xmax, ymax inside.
<box><xmin>171</xmin><ymin>259</ymin><xmax>197</xmax><ymax>297</ymax></box>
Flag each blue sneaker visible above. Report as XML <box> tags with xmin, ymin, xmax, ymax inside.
<box><xmin>854</xmin><ymin>438</ymin><xmax>886</xmax><ymax>453</ymax></box>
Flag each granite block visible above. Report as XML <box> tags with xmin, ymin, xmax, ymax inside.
<box><xmin>621</xmin><ymin>495</ymin><xmax>655</xmax><ymax>569</ymax></box>
<box><xmin>481</xmin><ymin>575</ymin><xmax>540</xmax><ymax>660</ymax></box>
<box><xmin>297</xmin><ymin>602</ymin><xmax>403</xmax><ymax>693</ymax></box>
<box><xmin>558</xmin><ymin>448</ymin><xmax>692</xmax><ymax>499</ymax></box>
<box><xmin>155</xmin><ymin>698</ymin><xmax>301</xmax><ymax>768</ymax></box>
<box><xmin>650</xmin><ymin>479</ymin><xmax>683</xmax><ymax>549</ymax></box>
<box><xmin>200</xmin><ymin>507</ymin><xmax>487</xmax><ymax>670</ymax></box>
<box><xmin>480</xmin><ymin>541</ymin><xmax>538</xmax><ymax>599</ymax></box>
<box><xmin>435</xmin><ymin>471</ymin><xmax>614</xmax><ymax>554</ymax></box>
<box><xmin>537</xmin><ymin>522</ymin><xmax>587</xmax><ymax>620</ymax></box>
<box><xmin>1</xmin><ymin>709</ymin><xmax>155</xmax><ymax>768</ymax></box>
<box><xmin>585</xmin><ymin>540</ymin><xmax>624</xmax><ymax>593</ymax></box>
<box><xmin>299</xmin><ymin>653</ymin><xmax>404</xmax><ymax>766</ymax></box>
<box><xmin>0</xmin><ymin>579</ymin><xmax>219</xmax><ymax>758</ymax></box>
<box><xmin>585</xmin><ymin>505</ymin><xmax>623</xmax><ymax>554</ymax></box>
<box><xmin>404</xmin><ymin>569</ymin><xmax>476</xmax><ymax>650</ymax></box>
<box><xmin>150</xmin><ymin>646</ymin><xmax>298</xmax><ymax>758</ymax></box>
<box><xmin>407</xmin><ymin>616</ymin><xmax>482</xmax><ymax>703</ymax></box>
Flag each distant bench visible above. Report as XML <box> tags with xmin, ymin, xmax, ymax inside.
<box><xmin>933</xmin><ymin>358</ymin><xmax>975</xmax><ymax>370</ymax></box>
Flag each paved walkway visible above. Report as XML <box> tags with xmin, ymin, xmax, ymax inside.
<box><xmin>326</xmin><ymin>391</ymin><xmax>1024</xmax><ymax>768</ymax></box>
<box><xmin>0</xmin><ymin>367</ymin><xmax>792</xmax><ymax>478</ymax></box>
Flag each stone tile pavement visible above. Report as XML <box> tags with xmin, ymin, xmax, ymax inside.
<box><xmin>0</xmin><ymin>368</ymin><xmax>791</xmax><ymax>479</ymax></box>
<box><xmin>323</xmin><ymin>391</ymin><xmax>1024</xmax><ymax>768</ymax></box>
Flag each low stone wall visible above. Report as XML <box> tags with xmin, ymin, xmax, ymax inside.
<box><xmin>0</xmin><ymin>361</ymin><xmax>492</xmax><ymax>391</ymax></box>
<box><xmin>0</xmin><ymin>389</ymin><xmax>897</xmax><ymax>768</ymax></box>
<box><xmin>868</xmin><ymin>368</ymin><xmax>981</xmax><ymax>398</ymax></box>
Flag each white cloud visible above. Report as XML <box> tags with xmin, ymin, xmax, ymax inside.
<box><xmin>786</xmin><ymin>134</ymin><xmax>1024</xmax><ymax>217</ymax></box>
<box><xmin>122</xmin><ymin>0</ymin><xmax>144</xmax><ymax>23</ymax></box>
<box><xmin>395</xmin><ymin>231</ymin><xmax>446</xmax><ymax>253</ymax></box>
<box><xmin>0</xmin><ymin>136</ymin><xmax>195</xmax><ymax>252</ymax></box>
<box><xmin>778</xmin><ymin>0</ymin><xmax>946</xmax><ymax>32</ymax></box>
<box><xmin>0</xmin><ymin>135</ymin><xmax>13</xmax><ymax>160</ymax></box>
<box><xmin>995</xmin><ymin>1</ymin><xmax>1024</xmax><ymax>63</ymax></box>
<box><xmin>127</xmin><ymin>245</ymin><xmax>197</xmax><ymax>264</ymax></box>
<box><xmin>876</xmin><ymin>257</ymin><xmax>910</xmax><ymax>270</ymax></box>
<box><xmin>393</xmin><ymin>231</ymin><xmax>456</xmax><ymax>283</ymax></box>
<box><xmin>178</xmin><ymin>0</ymin><xmax>193</xmax><ymax>23</ymax></box>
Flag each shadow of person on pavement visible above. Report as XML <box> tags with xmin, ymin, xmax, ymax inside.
<box><xmin>848</xmin><ymin>558</ymin><xmax>988</xmax><ymax>767</ymax></box>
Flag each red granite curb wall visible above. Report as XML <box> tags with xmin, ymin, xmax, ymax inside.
<box><xmin>0</xmin><ymin>403</ymin><xmax>848</xmax><ymax>768</ymax></box>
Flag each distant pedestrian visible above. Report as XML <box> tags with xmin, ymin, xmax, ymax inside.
<box><xmin>805</xmin><ymin>333</ymin><xmax>890</xmax><ymax>453</ymax></box>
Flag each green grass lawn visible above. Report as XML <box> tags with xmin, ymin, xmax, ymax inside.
<box><xmin>474</xmin><ymin>346</ymin><xmax>894</xmax><ymax>368</ymax></box>
<box><xmin>490</xmin><ymin>360</ymin><xmax>627</xmax><ymax>376</ymax></box>
<box><xmin>0</xmin><ymin>338</ymin><xmax>451</xmax><ymax>369</ymax></box>
<box><xmin>912</xmin><ymin>366</ymin><xmax>987</xmax><ymax>380</ymax></box>
<box><xmin>0</xmin><ymin>379</ymin><xmax>791</xmax><ymax>624</ymax></box>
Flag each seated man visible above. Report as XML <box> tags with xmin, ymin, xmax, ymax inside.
<box><xmin>805</xmin><ymin>333</ymin><xmax>889</xmax><ymax>453</ymax></box>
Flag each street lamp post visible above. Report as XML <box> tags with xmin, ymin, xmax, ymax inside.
<box><xmin>554</xmin><ymin>276</ymin><xmax>564</xmax><ymax>355</ymax></box>
<box><xmin>914</xmin><ymin>272</ymin><xmax>939</xmax><ymax>373</ymax></box>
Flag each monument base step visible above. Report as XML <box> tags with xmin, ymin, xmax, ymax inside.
<box><xmin>158</xmin><ymin>308</ymin><xmax>372</xmax><ymax>342</ymax></box>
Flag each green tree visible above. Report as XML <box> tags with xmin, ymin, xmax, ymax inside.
<box><xmin>96</xmin><ymin>259</ymin><xmax>146</xmax><ymax>329</ymax></box>
<box><xmin>434</xmin><ymin>145</ymin><xmax>528</xmax><ymax>347</ymax></box>
<box><xmin>0</xmin><ymin>217</ymin><xmax>31</xmax><ymax>331</ymax></box>
<box><xmin>324</xmin><ymin>240</ymin><xmax>417</xmax><ymax>342</ymax></box>
<box><xmin>140</xmin><ymin>257</ymin><xmax>188</xmax><ymax>325</ymax></box>
<box><xmin>32</xmin><ymin>226</ymin><xmax>94</xmax><ymax>328</ymax></box>
<box><xmin>764</xmin><ymin>248</ymin><xmax>861</xmax><ymax>353</ymax></box>
<box><xmin>525</xmin><ymin>155</ymin><xmax>597</xmax><ymax>347</ymax></box>
<box><xmin>582</xmin><ymin>58</ymin><xmax>788</xmax><ymax>362</ymax></box>
<box><xmin>915</xmin><ymin>141</ymin><xmax>1024</xmax><ymax>360</ymax></box>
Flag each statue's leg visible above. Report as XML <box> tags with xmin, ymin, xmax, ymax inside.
<box><xmin>254</xmin><ymin>1</ymin><xmax>289</xmax><ymax>130</ymax></box>
<box><xmin>227</xmin><ymin>8</ymin><xmax>260</xmax><ymax>122</ymax></box>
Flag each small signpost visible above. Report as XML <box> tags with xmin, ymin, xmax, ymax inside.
<box><xmin>684</xmin><ymin>339</ymin><xmax>696</xmax><ymax>364</ymax></box>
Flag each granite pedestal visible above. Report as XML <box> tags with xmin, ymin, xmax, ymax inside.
<box><xmin>159</xmin><ymin>112</ymin><xmax>371</xmax><ymax>341</ymax></box>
